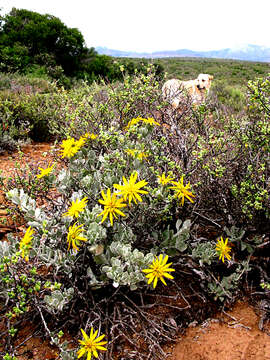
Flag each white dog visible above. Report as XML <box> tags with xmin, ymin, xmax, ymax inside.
<box><xmin>162</xmin><ymin>74</ymin><xmax>214</xmax><ymax>108</ymax></box>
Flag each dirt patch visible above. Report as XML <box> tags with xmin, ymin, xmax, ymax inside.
<box><xmin>0</xmin><ymin>142</ymin><xmax>56</xmax><ymax>179</ymax></box>
<box><xmin>167</xmin><ymin>300</ymin><xmax>270</xmax><ymax>360</ymax></box>
<box><xmin>0</xmin><ymin>141</ymin><xmax>59</xmax><ymax>238</ymax></box>
<box><xmin>2</xmin><ymin>300</ymin><xmax>270</xmax><ymax>360</ymax></box>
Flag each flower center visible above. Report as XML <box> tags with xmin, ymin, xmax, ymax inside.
<box><xmin>153</xmin><ymin>266</ymin><xmax>163</xmax><ymax>277</ymax></box>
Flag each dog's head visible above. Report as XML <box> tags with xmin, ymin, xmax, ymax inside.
<box><xmin>196</xmin><ymin>74</ymin><xmax>214</xmax><ymax>91</ymax></box>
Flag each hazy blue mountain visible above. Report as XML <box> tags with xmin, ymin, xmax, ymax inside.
<box><xmin>96</xmin><ymin>44</ymin><xmax>270</xmax><ymax>62</ymax></box>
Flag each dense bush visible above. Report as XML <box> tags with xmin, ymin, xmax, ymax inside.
<box><xmin>0</xmin><ymin>77</ymin><xmax>58</xmax><ymax>143</ymax></box>
<box><xmin>0</xmin><ymin>8</ymin><xmax>88</xmax><ymax>76</ymax></box>
<box><xmin>210</xmin><ymin>80</ymin><xmax>247</xmax><ymax>113</ymax></box>
<box><xmin>0</xmin><ymin>64</ymin><xmax>163</xmax><ymax>143</ymax></box>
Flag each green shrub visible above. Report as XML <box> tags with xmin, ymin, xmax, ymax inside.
<box><xmin>0</xmin><ymin>72</ymin><xmax>56</xmax><ymax>93</ymax></box>
<box><xmin>230</xmin><ymin>74</ymin><xmax>270</xmax><ymax>220</ymax></box>
<box><xmin>0</xmin><ymin>91</ymin><xmax>55</xmax><ymax>141</ymax></box>
<box><xmin>170</xmin><ymin>75</ymin><xmax>270</xmax><ymax>227</ymax></box>
<box><xmin>210</xmin><ymin>80</ymin><xmax>247</xmax><ymax>113</ymax></box>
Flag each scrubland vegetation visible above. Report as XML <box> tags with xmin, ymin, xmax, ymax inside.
<box><xmin>156</xmin><ymin>57</ymin><xmax>270</xmax><ymax>84</ymax></box>
<box><xmin>0</xmin><ymin>7</ymin><xmax>270</xmax><ymax>360</ymax></box>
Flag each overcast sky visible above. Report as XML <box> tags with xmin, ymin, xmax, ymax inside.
<box><xmin>1</xmin><ymin>0</ymin><xmax>270</xmax><ymax>52</ymax></box>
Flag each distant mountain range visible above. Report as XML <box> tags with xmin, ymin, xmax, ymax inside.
<box><xmin>96</xmin><ymin>44</ymin><xmax>270</xmax><ymax>62</ymax></box>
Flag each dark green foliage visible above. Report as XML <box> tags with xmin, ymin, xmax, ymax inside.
<box><xmin>0</xmin><ymin>8</ymin><xmax>88</xmax><ymax>76</ymax></box>
<box><xmin>83</xmin><ymin>54</ymin><xmax>122</xmax><ymax>82</ymax></box>
<box><xmin>0</xmin><ymin>8</ymin><xmax>164</xmax><ymax>85</ymax></box>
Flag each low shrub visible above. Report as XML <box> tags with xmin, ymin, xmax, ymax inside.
<box><xmin>210</xmin><ymin>79</ymin><xmax>247</xmax><ymax>113</ymax></box>
<box><xmin>0</xmin><ymin>73</ymin><xmax>59</xmax><ymax>145</ymax></box>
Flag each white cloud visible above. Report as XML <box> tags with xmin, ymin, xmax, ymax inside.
<box><xmin>1</xmin><ymin>0</ymin><xmax>270</xmax><ymax>52</ymax></box>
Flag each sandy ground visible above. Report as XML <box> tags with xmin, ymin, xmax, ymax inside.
<box><xmin>167</xmin><ymin>300</ymin><xmax>270</xmax><ymax>360</ymax></box>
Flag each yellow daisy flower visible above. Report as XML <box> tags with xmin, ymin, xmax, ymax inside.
<box><xmin>63</xmin><ymin>197</ymin><xmax>88</xmax><ymax>218</ymax></box>
<box><xmin>125</xmin><ymin>149</ymin><xmax>137</xmax><ymax>158</ymax></box>
<box><xmin>142</xmin><ymin>117</ymin><xmax>160</xmax><ymax>126</ymax></box>
<box><xmin>137</xmin><ymin>152</ymin><xmax>149</xmax><ymax>161</ymax></box>
<box><xmin>97</xmin><ymin>188</ymin><xmax>126</xmax><ymax>226</ymax></box>
<box><xmin>142</xmin><ymin>254</ymin><xmax>175</xmax><ymax>289</ymax></box>
<box><xmin>76</xmin><ymin>136</ymin><xmax>87</xmax><ymax>148</ymax></box>
<box><xmin>36</xmin><ymin>163</ymin><xmax>54</xmax><ymax>179</ymax></box>
<box><xmin>59</xmin><ymin>138</ymin><xmax>80</xmax><ymax>158</ymax></box>
<box><xmin>125</xmin><ymin>116</ymin><xmax>160</xmax><ymax>130</ymax></box>
<box><xmin>114</xmin><ymin>171</ymin><xmax>148</xmax><ymax>205</ymax></box>
<box><xmin>216</xmin><ymin>237</ymin><xmax>232</xmax><ymax>263</ymax></box>
<box><xmin>77</xmin><ymin>328</ymin><xmax>107</xmax><ymax>360</ymax></box>
<box><xmin>19</xmin><ymin>226</ymin><xmax>34</xmax><ymax>261</ymax></box>
<box><xmin>157</xmin><ymin>173</ymin><xmax>174</xmax><ymax>185</ymax></box>
<box><xmin>125</xmin><ymin>117</ymin><xmax>141</xmax><ymax>130</ymax></box>
<box><xmin>169</xmin><ymin>176</ymin><xmax>195</xmax><ymax>206</ymax></box>
<box><xmin>67</xmin><ymin>223</ymin><xmax>87</xmax><ymax>252</ymax></box>
<box><xmin>83</xmin><ymin>133</ymin><xmax>98</xmax><ymax>140</ymax></box>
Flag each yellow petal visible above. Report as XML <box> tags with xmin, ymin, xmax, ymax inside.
<box><xmin>163</xmin><ymin>273</ymin><xmax>174</xmax><ymax>280</ymax></box>
<box><xmin>142</xmin><ymin>269</ymin><xmax>153</xmax><ymax>273</ymax></box>
<box><xmin>153</xmin><ymin>276</ymin><xmax>158</xmax><ymax>289</ymax></box>
<box><xmin>96</xmin><ymin>345</ymin><xmax>107</xmax><ymax>350</ymax></box>
<box><xmin>160</xmin><ymin>276</ymin><xmax>167</xmax><ymax>286</ymax></box>
<box><xmin>90</xmin><ymin>329</ymin><xmax>98</xmax><ymax>341</ymax></box>
<box><xmin>100</xmin><ymin>211</ymin><xmax>109</xmax><ymax>224</ymax></box>
<box><xmin>161</xmin><ymin>255</ymin><xmax>168</xmax><ymax>266</ymax></box>
<box><xmin>134</xmin><ymin>193</ymin><xmax>143</xmax><ymax>202</ymax></box>
<box><xmin>93</xmin><ymin>349</ymin><xmax>99</xmax><ymax>358</ymax></box>
<box><xmin>77</xmin><ymin>348</ymin><xmax>86</xmax><ymax>358</ymax></box>
<box><xmin>95</xmin><ymin>334</ymin><xmax>106</xmax><ymax>342</ymax></box>
<box><xmin>114</xmin><ymin>209</ymin><xmax>126</xmax><ymax>217</ymax></box>
<box><xmin>81</xmin><ymin>329</ymin><xmax>89</xmax><ymax>341</ymax></box>
<box><xmin>163</xmin><ymin>268</ymin><xmax>175</xmax><ymax>272</ymax></box>
<box><xmin>109</xmin><ymin>212</ymin><xmax>114</xmax><ymax>226</ymax></box>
